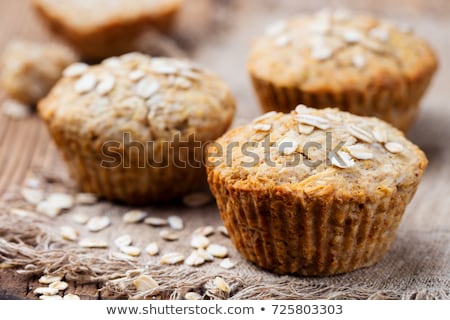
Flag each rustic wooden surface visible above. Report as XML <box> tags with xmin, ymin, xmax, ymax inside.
<box><xmin>0</xmin><ymin>0</ymin><xmax>449</xmax><ymax>299</ymax></box>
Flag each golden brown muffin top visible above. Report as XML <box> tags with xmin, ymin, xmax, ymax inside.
<box><xmin>39</xmin><ymin>53</ymin><xmax>236</xmax><ymax>142</ymax></box>
<box><xmin>32</xmin><ymin>0</ymin><xmax>182</xmax><ymax>35</ymax></box>
<box><xmin>248</xmin><ymin>9</ymin><xmax>437</xmax><ymax>91</ymax></box>
<box><xmin>208</xmin><ymin>105</ymin><xmax>427</xmax><ymax>198</ymax></box>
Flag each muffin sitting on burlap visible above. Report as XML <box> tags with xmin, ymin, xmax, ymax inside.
<box><xmin>207</xmin><ymin>105</ymin><xmax>427</xmax><ymax>275</ymax></box>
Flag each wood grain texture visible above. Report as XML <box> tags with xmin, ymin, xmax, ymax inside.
<box><xmin>0</xmin><ymin>0</ymin><xmax>449</xmax><ymax>299</ymax></box>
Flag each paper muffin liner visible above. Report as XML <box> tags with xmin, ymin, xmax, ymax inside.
<box><xmin>49</xmin><ymin>128</ymin><xmax>205</xmax><ymax>205</ymax></box>
<box><xmin>208</xmin><ymin>168</ymin><xmax>422</xmax><ymax>276</ymax></box>
<box><xmin>250</xmin><ymin>70</ymin><xmax>435</xmax><ymax>132</ymax></box>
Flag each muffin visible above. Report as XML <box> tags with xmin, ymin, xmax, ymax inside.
<box><xmin>248</xmin><ymin>9</ymin><xmax>438</xmax><ymax>131</ymax></box>
<box><xmin>39</xmin><ymin>53</ymin><xmax>235</xmax><ymax>204</ymax></box>
<box><xmin>0</xmin><ymin>40</ymin><xmax>78</xmax><ymax>105</ymax></box>
<box><xmin>32</xmin><ymin>0</ymin><xmax>183</xmax><ymax>60</ymax></box>
<box><xmin>207</xmin><ymin>105</ymin><xmax>427</xmax><ymax>275</ymax></box>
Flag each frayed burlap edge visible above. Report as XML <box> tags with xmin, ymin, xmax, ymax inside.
<box><xmin>0</xmin><ymin>211</ymin><xmax>448</xmax><ymax>300</ymax></box>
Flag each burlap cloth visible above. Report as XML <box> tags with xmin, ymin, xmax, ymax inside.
<box><xmin>0</xmin><ymin>0</ymin><xmax>449</xmax><ymax>300</ymax></box>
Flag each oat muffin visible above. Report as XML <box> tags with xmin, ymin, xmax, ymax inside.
<box><xmin>32</xmin><ymin>0</ymin><xmax>183</xmax><ymax>60</ymax></box>
<box><xmin>39</xmin><ymin>53</ymin><xmax>235</xmax><ymax>204</ymax></box>
<box><xmin>248</xmin><ymin>9</ymin><xmax>438</xmax><ymax>131</ymax></box>
<box><xmin>207</xmin><ymin>105</ymin><xmax>427</xmax><ymax>275</ymax></box>
<box><xmin>0</xmin><ymin>40</ymin><xmax>78</xmax><ymax>105</ymax></box>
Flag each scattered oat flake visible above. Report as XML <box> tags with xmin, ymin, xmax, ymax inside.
<box><xmin>120</xmin><ymin>245</ymin><xmax>141</xmax><ymax>257</ymax></box>
<box><xmin>114</xmin><ymin>234</ymin><xmax>132</xmax><ymax>248</ymax></box>
<box><xmin>197</xmin><ymin>248</ymin><xmax>214</xmax><ymax>262</ymax></box>
<box><xmin>24</xmin><ymin>177</ymin><xmax>40</xmax><ymax>189</ymax></box>
<box><xmin>87</xmin><ymin>216</ymin><xmax>111</xmax><ymax>232</ymax></box>
<box><xmin>36</xmin><ymin>201</ymin><xmax>62</xmax><ymax>217</ymax></box>
<box><xmin>1</xmin><ymin>99</ymin><xmax>30</xmax><ymax>120</ymax></box>
<box><xmin>40</xmin><ymin>295</ymin><xmax>62</xmax><ymax>300</ymax></box>
<box><xmin>49</xmin><ymin>281</ymin><xmax>68</xmax><ymax>291</ymax></box>
<box><xmin>126</xmin><ymin>269</ymin><xmax>143</xmax><ymax>278</ymax></box>
<box><xmin>333</xmin><ymin>9</ymin><xmax>352</xmax><ymax>21</ymax></box>
<box><xmin>63</xmin><ymin>63</ymin><xmax>88</xmax><ymax>77</ymax></box>
<box><xmin>298</xmin><ymin>124</ymin><xmax>314</xmax><ymax>135</ymax></box>
<box><xmin>34</xmin><ymin>287</ymin><xmax>59</xmax><ymax>296</ymax></box>
<box><xmin>75</xmin><ymin>193</ymin><xmax>98</xmax><ymax>205</ymax></box>
<box><xmin>145</xmin><ymin>242</ymin><xmax>159</xmax><ymax>256</ymax></box>
<box><xmin>331</xmin><ymin>151</ymin><xmax>355</xmax><ymax>169</ymax></box>
<box><xmin>79</xmin><ymin>238</ymin><xmax>108</xmax><ymax>248</ymax></box>
<box><xmin>342</xmin><ymin>29</ymin><xmax>362</xmax><ymax>43</ymax></box>
<box><xmin>193</xmin><ymin>226</ymin><xmax>215</xmax><ymax>237</ymax></box>
<box><xmin>185</xmin><ymin>251</ymin><xmax>206</xmax><ymax>266</ymax></box>
<box><xmin>74</xmin><ymin>73</ymin><xmax>97</xmax><ymax>94</ymax></box>
<box><xmin>373</xmin><ymin>127</ymin><xmax>388</xmax><ymax>143</ymax></box>
<box><xmin>168</xmin><ymin>216</ymin><xmax>184</xmax><ymax>230</ymax></box>
<box><xmin>60</xmin><ymin>226</ymin><xmax>78</xmax><ymax>241</ymax></box>
<box><xmin>213</xmin><ymin>277</ymin><xmax>230</xmax><ymax>293</ymax></box>
<box><xmin>47</xmin><ymin>193</ymin><xmax>74</xmax><ymax>209</ymax></box>
<box><xmin>123</xmin><ymin>210</ymin><xmax>147</xmax><ymax>223</ymax></box>
<box><xmin>160</xmin><ymin>252</ymin><xmax>185</xmax><ymax>265</ymax></box>
<box><xmin>39</xmin><ymin>274</ymin><xmax>63</xmax><ymax>285</ymax></box>
<box><xmin>207</xmin><ymin>244</ymin><xmax>228</xmax><ymax>258</ymax></box>
<box><xmin>21</xmin><ymin>188</ymin><xmax>44</xmax><ymax>205</ymax></box>
<box><xmin>385</xmin><ymin>142</ymin><xmax>404</xmax><ymax>154</ymax></box>
<box><xmin>185</xmin><ymin>292</ymin><xmax>202</xmax><ymax>300</ymax></box>
<box><xmin>72</xmin><ymin>213</ymin><xmax>90</xmax><ymax>225</ymax></box>
<box><xmin>191</xmin><ymin>235</ymin><xmax>210</xmax><ymax>249</ymax></box>
<box><xmin>217</xmin><ymin>226</ymin><xmax>229</xmax><ymax>237</ymax></box>
<box><xmin>347</xmin><ymin>144</ymin><xmax>374</xmax><ymax>160</ymax></box>
<box><xmin>96</xmin><ymin>75</ymin><xmax>115</xmax><ymax>96</ymax></box>
<box><xmin>63</xmin><ymin>294</ymin><xmax>80</xmax><ymax>300</ymax></box>
<box><xmin>253</xmin><ymin>123</ymin><xmax>272</xmax><ymax>132</ymax></box>
<box><xmin>296</xmin><ymin>114</ymin><xmax>330</xmax><ymax>130</ymax></box>
<box><xmin>265</xmin><ymin>20</ymin><xmax>287</xmax><ymax>36</ymax></box>
<box><xmin>111</xmin><ymin>252</ymin><xmax>138</xmax><ymax>262</ymax></box>
<box><xmin>11</xmin><ymin>208</ymin><xmax>38</xmax><ymax>218</ymax></box>
<box><xmin>133</xmin><ymin>275</ymin><xmax>159</xmax><ymax>292</ymax></box>
<box><xmin>144</xmin><ymin>217</ymin><xmax>168</xmax><ymax>227</ymax></box>
<box><xmin>348</xmin><ymin>124</ymin><xmax>374</xmax><ymax>143</ymax></box>
<box><xmin>159</xmin><ymin>229</ymin><xmax>179</xmax><ymax>241</ymax></box>
<box><xmin>220</xmin><ymin>258</ymin><xmax>236</xmax><ymax>270</ymax></box>
<box><xmin>183</xmin><ymin>192</ymin><xmax>212</xmax><ymax>208</ymax></box>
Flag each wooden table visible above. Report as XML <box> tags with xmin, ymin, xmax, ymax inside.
<box><xmin>1</xmin><ymin>0</ymin><xmax>449</xmax><ymax>299</ymax></box>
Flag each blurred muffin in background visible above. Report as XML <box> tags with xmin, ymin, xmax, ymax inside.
<box><xmin>32</xmin><ymin>0</ymin><xmax>183</xmax><ymax>60</ymax></box>
<box><xmin>0</xmin><ymin>40</ymin><xmax>78</xmax><ymax>106</ymax></box>
<box><xmin>248</xmin><ymin>9</ymin><xmax>438</xmax><ymax>131</ymax></box>
<box><xmin>39</xmin><ymin>53</ymin><xmax>235</xmax><ymax>204</ymax></box>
